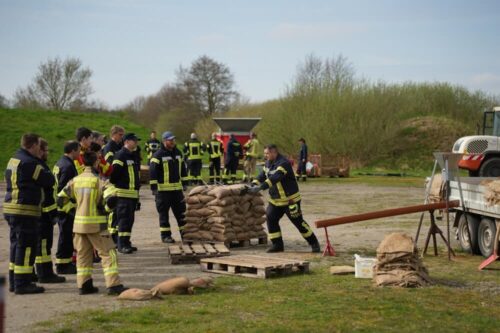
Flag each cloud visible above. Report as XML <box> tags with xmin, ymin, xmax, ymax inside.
<box><xmin>269</xmin><ymin>22</ymin><xmax>365</xmax><ymax>41</ymax></box>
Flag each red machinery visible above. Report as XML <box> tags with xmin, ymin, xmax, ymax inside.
<box><xmin>212</xmin><ymin>118</ymin><xmax>261</xmax><ymax>160</ymax></box>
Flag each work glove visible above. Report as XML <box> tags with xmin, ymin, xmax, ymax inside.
<box><xmin>247</xmin><ymin>185</ymin><xmax>262</xmax><ymax>194</ymax></box>
<box><xmin>152</xmin><ymin>189</ymin><xmax>158</xmax><ymax>196</ymax></box>
<box><xmin>136</xmin><ymin>201</ymin><xmax>141</xmax><ymax>211</ymax></box>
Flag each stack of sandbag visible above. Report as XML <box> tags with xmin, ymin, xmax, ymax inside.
<box><xmin>183</xmin><ymin>184</ymin><xmax>267</xmax><ymax>242</ymax></box>
<box><xmin>427</xmin><ymin>174</ymin><xmax>445</xmax><ymax>203</ymax></box>
<box><xmin>482</xmin><ymin>179</ymin><xmax>500</xmax><ymax>206</ymax></box>
<box><xmin>373</xmin><ymin>233</ymin><xmax>432</xmax><ymax>288</ymax></box>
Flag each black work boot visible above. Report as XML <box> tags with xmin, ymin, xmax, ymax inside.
<box><xmin>107</xmin><ymin>284</ymin><xmax>128</xmax><ymax>296</ymax></box>
<box><xmin>161</xmin><ymin>235</ymin><xmax>175</xmax><ymax>243</ymax></box>
<box><xmin>15</xmin><ymin>283</ymin><xmax>45</xmax><ymax>295</ymax></box>
<box><xmin>307</xmin><ymin>234</ymin><xmax>321</xmax><ymax>253</ymax></box>
<box><xmin>79</xmin><ymin>279</ymin><xmax>99</xmax><ymax>295</ymax></box>
<box><xmin>56</xmin><ymin>263</ymin><xmax>77</xmax><ymax>275</ymax></box>
<box><xmin>38</xmin><ymin>274</ymin><xmax>66</xmax><ymax>283</ymax></box>
<box><xmin>9</xmin><ymin>269</ymin><xmax>14</xmax><ymax>292</ymax></box>
<box><xmin>267</xmin><ymin>238</ymin><xmax>284</xmax><ymax>253</ymax></box>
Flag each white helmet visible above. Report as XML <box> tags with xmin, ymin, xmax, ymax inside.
<box><xmin>190</xmin><ymin>133</ymin><xmax>197</xmax><ymax>139</ymax></box>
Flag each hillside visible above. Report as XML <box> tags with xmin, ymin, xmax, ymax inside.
<box><xmin>0</xmin><ymin>108</ymin><xmax>150</xmax><ymax>172</ymax></box>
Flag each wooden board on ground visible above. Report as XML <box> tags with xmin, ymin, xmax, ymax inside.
<box><xmin>168</xmin><ymin>243</ymin><xmax>230</xmax><ymax>264</ymax></box>
<box><xmin>200</xmin><ymin>255</ymin><xmax>310</xmax><ymax>279</ymax></box>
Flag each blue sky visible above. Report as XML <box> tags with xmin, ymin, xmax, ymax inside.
<box><xmin>1</xmin><ymin>0</ymin><xmax>499</xmax><ymax>107</ymax></box>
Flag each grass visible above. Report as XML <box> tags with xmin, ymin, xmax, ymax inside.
<box><xmin>36</xmin><ymin>253</ymin><xmax>500</xmax><ymax>333</ymax></box>
<box><xmin>0</xmin><ymin>108</ymin><xmax>150</xmax><ymax>173</ymax></box>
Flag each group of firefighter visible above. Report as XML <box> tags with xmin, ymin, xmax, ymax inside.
<box><xmin>145</xmin><ymin>131</ymin><xmax>262</xmax><ymax>185</ymax></box>
<box><xmin>4</xmin><ymin>125</ymin><xmax>320</xmax><ymax>296</ymax></box>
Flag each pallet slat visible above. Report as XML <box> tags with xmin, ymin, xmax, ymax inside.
<box><xmin>200</xmin><ymin>255</ymin><xmax>309</xmax><ymax>278</ymax></box>
<box><xmin>168</xmin><ymin>243</ymin><xmax>230</xmax><ymax>264</ymax></box>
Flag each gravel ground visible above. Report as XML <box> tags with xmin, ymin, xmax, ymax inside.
<box><xmin>0</xmin><ymin>181</ymin><xmax>457</xmax><ymax>332</ymax></box>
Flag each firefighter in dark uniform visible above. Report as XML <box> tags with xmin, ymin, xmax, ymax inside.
<box><xmin>184</xmin><ymin>133</ymin><xmax>204</xmax><ymax>185</ymax></box>
<box><xmin>224</xmin><ymin>134</ymin><xmax>242</xmax><ymax>184</ymax></box>
<box><xmin>102</xmin><ymin>125</ymin><xmax>125</xmax><ymax>241</ymax></box>
<box><xmin>247</xmin><ymin>144</ymin><xmax>320</xmax><ymax>253</ymax></box>
<box><xmin>103</xmin><ymin>125</ymin><xmax>125</xmax><ymax>164</ymax></box>
<box><xmin>297</xmin><ymin>138</ymin><xmax>308</xmax><ymax>181</ymax></box>
<box><xmin>150</xmin><ymin>131</ymin><xmax>189</xmax><ymax>243</ymax></box>
<box><xmin>206</xmin><ymin>133</ymin><xmax>224</xmax><ymax>184</ymax></box>
<box><xmin>53</xmin><ymin>141</ymin><xmax>80</xmax><ymax>274</ymax></box>
<box><xmin>145</xmin><ymin>130</ymin><xmax>161</xmax><ymax>164</ymax></box>
<box><xmin>4</xmin><ymin>133</ymin><xmax>56</xmax><ymax>294</ymax></box>
<box><xmin>34</xmin><ymin>138</ymin><xmax>66</xmax><ymax>283</ymax></box>
<box><xmin>110</xmin><ymin>133</ymin><xmax>140</xmax><ymax>254</ymax></box>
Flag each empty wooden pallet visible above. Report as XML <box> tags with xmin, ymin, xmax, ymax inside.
<box><xmin>200</xmin><ymin>255</ymin><xmax>309</xmax><ymax>279</ymax></box>
<box><xmin>168</xmin><ymin>243</ymin><xmax>230</xmax><ymax>264</ymax></box>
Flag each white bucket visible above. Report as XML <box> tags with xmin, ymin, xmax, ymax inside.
<box><xmin>354</xmin><ymin>254</ymin><xmax>377</xmax><ymax>279</ymax></box>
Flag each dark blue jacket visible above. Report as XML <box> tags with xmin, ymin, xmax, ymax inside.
<box><xmin>226</xmin><ymin>138</ymin><xmax>242</xmax><ymax>161</ymax></box>
<box><xmin>110</xmin><ymin>147</ymin><xmax>140</xmax><ymax>198</ymax></box>
<box><xmin>255</xmin><ymin>153</ymin><xmax>301</xmax><ymax>207</ymax></box>
<box><xmin>149</xmin><ymin>146</ymin><xmax>188</xmax><ymax>192</ymax></box>
<box><xmin>3</xmin><ymin>148</ymin><xmax>55</xmax><ymax>218</ymax></box>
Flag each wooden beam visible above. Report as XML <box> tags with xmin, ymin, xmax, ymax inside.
<box><xmin>314</xmin><ymin>200</ymin><xmax>460</xmax><ymax>228</ymax></box>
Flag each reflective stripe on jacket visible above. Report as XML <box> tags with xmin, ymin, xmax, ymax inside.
<box><xmin>3</xmin><ymin>149</ymin><xmax>55</xmax><ymax>217</ymax></box>
<box><xmin>255</xmin><ymin>153</ymin><xmax>301</xmax><ymax>207</ymax></box>
<box><xmin>150</xmin><ymin>147</ymin><xmax>188</xmax><ymax>191</ymax></box>
<box><xmin>58</xmin><ymin>167</ymin><xmax>108</xmax><ymax>234</ymax></box>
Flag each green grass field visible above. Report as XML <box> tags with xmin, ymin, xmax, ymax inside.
<box><xmin>36</xmin><ymin>254</ymin><xmax>500</xmax><ymax>333</ymax></box>
<box><xmin>0</xmin><ymin>108</ymin><xmax>150</xmax><ymax>172</ymax></box>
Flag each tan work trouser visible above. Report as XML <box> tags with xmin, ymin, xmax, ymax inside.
<box><xmin>73</xmin><ymin>232</ymin><xmax>121</xmax><ymax>288</ymax></box>
<box><xmin>243</xmin><ymin>157</ymin><xmax>257</xmax><ymax>180</ymax></box>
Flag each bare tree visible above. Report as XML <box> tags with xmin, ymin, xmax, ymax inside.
<box><xmin>293</xmin><ymin>54</ymin><xmax>355</xmax><ymax>94</ymax></box>
<box><xmin>14</xmin><ymin>57</ymin><xmax>93</xmax><ymax>110</ymax></box>
<box><xmin>177</xmin><ymin>55</ymin><xmax>238</xmax><ymax>116</ymax></box>
<box><xmin>0</xmin><ymin>93</ymin><xmax>8</xmax><ymax>108</ymax></box>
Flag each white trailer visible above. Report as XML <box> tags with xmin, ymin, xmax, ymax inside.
<box><xmin>449</xmin><ymin>178</ymin><xmax>499</xmax><ymax>257</ymax></box>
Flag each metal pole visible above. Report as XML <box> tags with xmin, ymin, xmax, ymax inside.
<box><xmin>315</xmin><ymin>201</ymin><xmax>460</xmax><ymax>228</ymax></box>
<box><xmin>444</xmin><ymin>158</ymin><xmax>452</xmax><ymax>260</ymax></box>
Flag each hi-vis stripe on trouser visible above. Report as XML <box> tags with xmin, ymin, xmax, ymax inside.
<box><xmin>14</xmin><ymin>247</ymin><xmax>33</xmax><ymax>274</ymax></box>
<box><xmin>269</xmin><ymin>231</ymin><xmax>282</xmax><ymax>240</ymax></box>
<box><xmin>301</xmin><ymin>221</ymin><xmax>313</xmax><ymax>238</ymax></box>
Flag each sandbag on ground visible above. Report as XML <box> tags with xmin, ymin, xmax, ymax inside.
<box><xmin>373</xmin><ymin>232</ymin><xmax>432</xmax><ymax>288</ymax></box>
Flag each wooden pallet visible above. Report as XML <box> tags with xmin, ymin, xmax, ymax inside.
<box><xmin>200</xmin><ymin>255</ymin><xmax>309</xmax><ymax>279</ymax></box>
<box><xmin>225</xmin><ymin>237</ymin><xmax>268</xmax><ymax>248</ymax></box>
<box><xmin>168</xmin><ymin>243</ymin><xmax>230</xmax><ymax>264</ymax></box>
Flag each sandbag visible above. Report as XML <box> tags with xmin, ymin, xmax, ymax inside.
<box><xmin>210</xmin><ymin>206</ymin><xmax>234</xmax><ymax>216</ymax></box>
<box><xmin>190</xmin><ymin>277</ymin><xmax>214</xmax><ymax>289</ymax></box>
<box><xmin>207</xmin><ymin>197</ymin><xmax>235</xmax><ymax>207</ymax></box>
<box><xmin>189</xmin><ymin>186</ymin><xmax>209</xmax><ymax>196</ymax></box>
<box><xmin>118</xmin><ymin>288</ymin><xmax>162</xmax><ymax>301</ymax></box>
<box><xmin>376</xmin><ymin>233</ymin><xmax>415</xmax><ymax>255</ymax></box>
<box><xmin>152</xmin><ymin>277</ymin><xmax>193</xmax><ymax>295</ymax></box>
<box><xmin>186</xmin><ymin>196</ymin><xmax>201</xmax><ymax>204</ymax></box>
<box><xmin>253</xmin><ymin>205</ymin><xmax>266</xmax><ymax>215</ymax></box>
<box><xmin>207</xmin><ymin>186</ymin><xmax>233</xmax><ymax>199</ymax></box>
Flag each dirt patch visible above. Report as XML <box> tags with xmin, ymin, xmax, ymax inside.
<box><xmin>0</xmin><ymin>182</ymin><xmax>457</xmax><ymax>332</ymax></box>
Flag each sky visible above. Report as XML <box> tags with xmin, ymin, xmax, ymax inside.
<box><xmin>1</xmin><ymin>0</ymin><xmax>499</xmax><ymax>108</ymax></box>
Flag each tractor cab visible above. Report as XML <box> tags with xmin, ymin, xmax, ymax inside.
<box><xmin>453</xmin><ymin>106</ymin><xmax>500</xmax><ymax>177</ymax></box>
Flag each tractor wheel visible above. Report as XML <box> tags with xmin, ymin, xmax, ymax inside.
<box><xmin>457</xmin><ymin>213</ymin><xmax>480</xmax><ymax>254</ymax></box>
<box><xmin>479</xmin><ymin>157</ymin><xmax>500</xmax><ymax>177</ymax></box>
<box><xmin>478</xmin><ymin>218</ymin><xmax>497</xmax><ymax>258</ymax></box>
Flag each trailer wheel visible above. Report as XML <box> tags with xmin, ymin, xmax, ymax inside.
<box><xmin>457</xmin><ymin>213</ymin><xmax>480</xmax><ymax>254</ymax></box>
<box><xmin>479</xmin><ymin>157</ymin><xmax>500</xmax><ymax>177</ymax></box>
<box><xmin>478</xmin><ymin>218</ymin><xmax>497</xmax><ymax>257</ymax></box>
